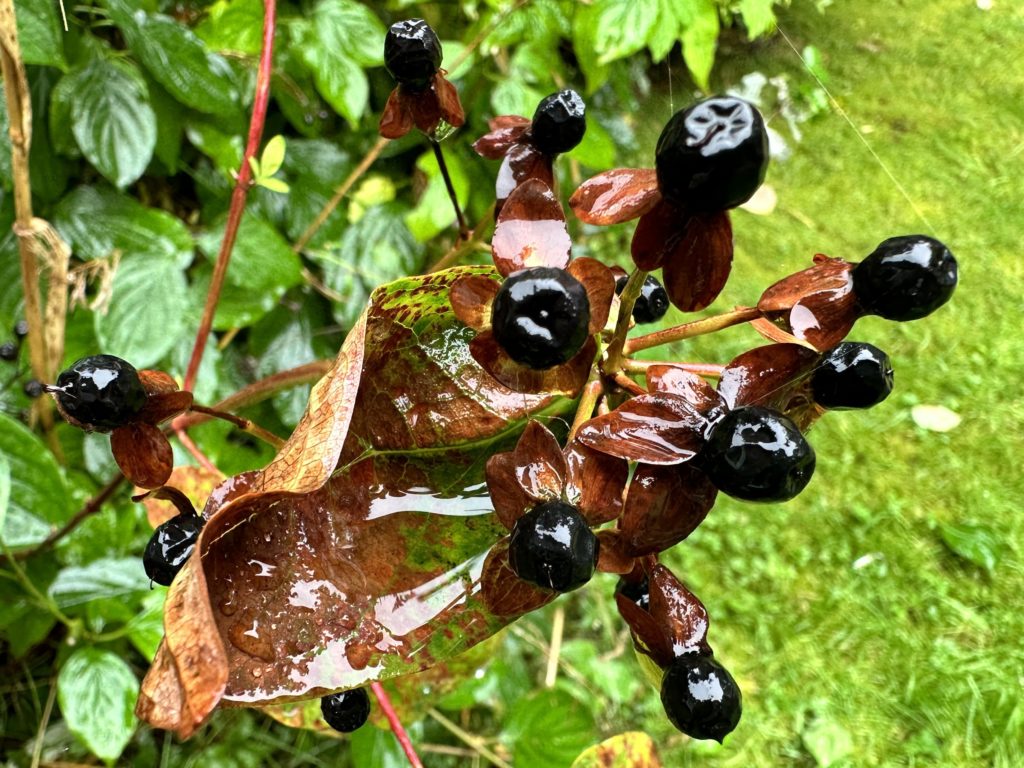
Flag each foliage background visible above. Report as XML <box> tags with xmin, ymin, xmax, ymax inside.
<box><xmin>2</xmin><ymin>0</ymin><xmax>1023</xmax><ymax>766</ymax></box>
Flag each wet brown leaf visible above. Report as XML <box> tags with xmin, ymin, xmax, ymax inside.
<box><xmin>596</xmin><ymin>530</ymin><xmax>635</xmax><ymax>575</ymax></box>
<box><xmin>434</xmin><ymin>72</ymin><xmax>465</xmax><ymax>129</ymax></box>
<box><xmin>512</xmin><ymin>420</ymin><xmax>566</xmax><ymax>502</ymax></box>
<box><xmin>749</xmin><ymin>316</ymin><xmax>814</xmax><ymax>346</ymax></box>
<box><xmin>138</xmin><ymin>369</ymin><xmax>179</xmax><ymax>396</ymax></box>
<box><xmin>568</xmin><ymin>257</ymin><xmax>616</xmax><ymax>334</ymax></box>
<box><xmin>379</xmin><ymin>87</ymin><xmax>413</xmax><ymax>139</ymax></box>
<box><xmin>495</xmin><ymin>143</ymin><xmax>554</xmax><ymax>212</ymax></box>
<box><xmin>718</xmin><ymin>344</ymin><xmax>820</xmax><ymax>410</ymax></box>
<box><xmin>473</xmin><ymin>121</ymin><xmax>529</xmax><ymax>159</ymax></box>
<box><xmin>491</xmin><ymin>179</ymin><xmax>571</xmax><ymax>277</ymax></box>
<box><xmin>645</xmin><ymin>365</ymin><xmax>724</xmax><ymax>413</ymax></box>
<box><xmin>481</xmin><ymin>539</ymin><xmax>556</xmax><ymax>617</ymax></box>
<box><xmin>485</xmin><ymin>451</ymin><xmax>533</xmax><ymax>531</ymax></box>
<box><xmin>615</xmin><ymin>592</ymin><xmax>673</xmax><ymax>667</ymax></box>
<box><xmin>649</xmin><ymin>565</ymin><xmax>711</xmax><ymax>656</ymax></box>
<box><xmin>758</xmin><ymin>257</ymin><xmax>859</xmax><ymax>350</ymax></box>
<box><xmin>111</xmin><ymin>422</ymin><xmax>173</xmax><ymax>489</ymax></box>
<box><xmin>470</xmin><ymin>331</ymin><xmax>596</xmax><ymax>397</ymax></box>
<box><xmin>576</xmin><ymin>393</ymin><xmax>709</xmax><ymax>465</ymax></box>
<box><xmin>660</xmin><ymin>211</ymin><xmax>734</xmax><ymax>312</ymax></box>
<box><xmin>570</xmin><ymin>732</ymin><xmax>663</xmax><ymax>768</ymax></box>
<box><xmin>137</xmin><ymin>390</ymin><xmax>193</xmax><ymax>425</ymax></box>
<box><xmin>619</xmin><ymin>465</ymin><xmax>716</xmax><ymax>556</ymax></box>
<box><xmin>565</xmin><ymin>441</ymin><xmax>628</xmax><ymax>526</ymax></box>
<box><xmin>569</xmin><ymin>168</ymin><xmax>661</xmax><ymax>225</ymax></box>
<box><xmin>450</xmin><ymin>273</ymin><xmax>500</xmax><ymax>330</ymax></box>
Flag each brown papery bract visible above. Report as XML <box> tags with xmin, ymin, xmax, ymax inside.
<box><xmin>569</xmin><ymin>168</ymin><xmax>661</xmax><ymax>225</ymax></box>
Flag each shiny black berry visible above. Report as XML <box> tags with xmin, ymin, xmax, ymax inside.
<box><xmin>0</xmin><ymin>342</ymin><xmax>16</xmax><ymax>361</ymax></box>
<box><xmin>615</xmin><ymin>576</ymin><xmax>650</xmax><ymax>611</ymax></box>
<box><xmin>655</xmin><ymin>96</ymin><xmax>768</xmax><ymax>211</ymax></box>
<box><xmin>616</xmin><ymin>275</ymin><xmax>669</xmax><ymax>324</ymax></box>
<box><xmin>13</xmin><ymin>320</ymin><xmax>29</xmax><ymax>338</ymax></box>
<box><xmin>491</xmin><ymin>267</ymin><xmax>590</xmax><ymax>369</ymax></box>
<box><xmin>509</xmin><ymin>500</ymin><xmax>598</xmax><ymax>592</ymax></box>
<box><xmin>853</xmin><ymin>235</ymin><xmax>958</xmax><ymax>321</ymax></box>
<box><xmin>529</xmin><ymin>89</ymin><xmax>586</xmax><ymax>155</ymax></box>
<box><xmin>697</xmin><ymin>406</ymin><xmax>815</xmax><ymax>502</ymax></box>
<box><xmin>23</xmin><ymin>379</ymin><xmax>44</xmax><ymax>399</ymax></box>
<box><xmin>143</xmin><ymin>514</ymin><xmax>204</xmax><ymax>587</ymax></box>
<box><xmin>384</xmin><ymin>19</ymin><xmax>442</xmax><ymax>90</ymax></box>
<box><xmin>320</xmin><ymin>688</ymin><xmax>371</xmax><ymax>733</ymax></box>
<box><xmin>51</xmin><ymin>354</ymin><xmax>147</xmax><ymax>431</ymax></box>
<box><xmin>661</xmin><ymin>654</ymin><xmax>742</xmax><ymax>742</ymax></box>
<box><xmin>813</xmin><ymin>342</ymin><xmax>894</xmax><ymax>410</ymax></box>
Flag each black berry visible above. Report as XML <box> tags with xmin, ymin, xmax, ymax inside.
<box><xmin>661</xmin><ymin>654</ymin><xmax>742</xmax><ymax>742</ymax></box>
<box><xmin>13</xmin><ymin>320</ymin><xmax>29</xmax><ymax>338</ymax></box>
<box><xmin>615</xmin><ymin>576</ymin><xmax>650</xmax><ymax>611</ymax></box>
<box><xmin>655</xmin><ymin>96</ymin><xmax>768</xmax><ymax>211</ymax></box>
<box><xmin>0</xmin><ymin>342</ymin><xmax>17</xmax><ymax>361</ymax></box>
<box><xmin>491</xmin><ymin>267</ymin><xmax>591</xmax><ymax>369</ymax></box>
<box><xmin>509</xmin><ymin>500</ymin><xmax>598</xmax><ymax>592</ymax></box>
<box><xmin>853</xmin><ymin>235</ymin><xmax>958</xmax><ymax>321</ymax></box>
<box><xmin>697</xmin><ymin>406</ymin><xmax>815</xmax><ymax>502</ymax></box>
<box><xmin>23</xmin><ymin>379</ymin><xmax>44</xmax><ymax>399</ymax></box>
<box><xmin>51</xmin><ymin>354</ymin><xmax>147</xmax><ymax>431</ymax></box>
<box><xmin>812</xmin><ymin>342</ymin><xmax>894</xmax><ymax>410</ymax></box>
<box><xmin>320</xmin><ymin>688</ymin><xmax>371</xmax><ymax>733</ymax></box>
<box><xmin>616</xmin><ymin>275</ymin><xmax>669</xmax><ymax>324</ymax></box>
<box><xmin>529</xmin><ymin>89</ymin><xmax>586</xmax><ymax>155</ymax></box>
<box><xmin>384</xmin><ymin>19</ymin><xmax>442</xmax><ymax>90</ymax></box>
<box><xmin>143</xmin><ymin>514</ymin><xmax>204</xmax><ymax>587</ymax></box>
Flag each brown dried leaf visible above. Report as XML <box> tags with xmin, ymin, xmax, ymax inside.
<box><xmin>450</xmin><ymin>274</ymin><xmax>500</xmax><ymax>330</ymax></box>
<box><xmin>619</xmin><ymin>465</ymin><xmax>716</xmax><ymax>556</ymax></box>
<box><xmin>473</xmin><ymin>122</ymin><xmax>529</xmax><ymax>159</ymax></box>
<box><xmin>111</xmin><ymin>423</ymin><xmax>173</xmax><ymax>489</ymax></box>
<box><xmin>137</xmin><ymin>390</ymin><xmax>193</xmax><ymax>425</ymax></box>
<box><xmin>718</xmin><ymin>344</ymin><xmax>820</xmax><ymax>410</ymax></box>
<box><xmin>434</xmin><ymin>73</ymin><xmax>465</xmax><ymax>128</ymax></box>
<box><xmin>471</xmin><ymin>331</ymin><xmax>596</xmax><ymax>397</ymax></box>
<box><xmin>629</xmin><ymin>199</ymin><xmax>678</xmax><ymax>271</ymax></box>
<box><xmin>482</xmin><ymin>540</ymin><xmax>557</xmax><ymax>617</ymax></box>
<box><xmin>570</xmin><ymin>732</ymin><xmax>663</xmax><ymax>768</ymax></box>
<box><xmin>576</xmin><ymin>393</ymin><xmax>709</xmax><ymax>465</ymax></box>
<box><xmin>569</xmin><ymin>168</ymin><xmax>661</xmax><ymax>225</ymax></box>
<box><xmin>660</xmin><ymin>211</ymin><xmax>734</xmax><ymax>312</ymax></box>
<box><xmin>759</xmin><ymin>257</ymin><xmax>852</xmax><ymax>311</ymax></box>
<box><xmin>138</xmin><ymin>369</ymin><xmax>179</xmax><ymax>396</ymax></box>
<box><xmin>564</xmin><ymin>441</ymin><xmax>627</xmax><ymax>526</ymax></box>
<box><xmin>649</xmin><ymin>565</ymin><xmax>711</xmax><ymax>656</ymax></box>
<box><xmin>378</xmin><ymin>87</ymin><xmax>413</xmax><ymax>139</ymax></box>
<box><xmin>749</xmin><ymin>316</ymin><xmax>815</xmax><ymax>346</ymax></box>
<box><xmin>491</xmin><ymin>179</ymin><xmax>571</xmax><ymax>277</ymax></box>
<box><xmin>568</xmin><ymin>257</ymin><xmax>616</xmax><ymax>334</ymax></box>
<box><xmin>486</xmin><ymin>451</ymin><xmax>533</xmax><ymax>531</ymax></box>
<box><xmin>512</xmin><ymin>420</ymin><xmax>566</xmax><ymax>502</ymax></box>
<box><xmin>495</xmin><ymin>142</ymin><xmax>554</xmax><ymax>212</ymax></box>
<box><xmin>758</xmin><ymin>258</ymin><xmax>859</xmax><ymax>349</ymax></box>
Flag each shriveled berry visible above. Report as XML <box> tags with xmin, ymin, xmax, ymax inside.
<box><xmin>661</xmin><ymin>654</ymin><xmax>742</xmax><ymax>742</ymax></box>
<box><xmin>615</xmin><ymin>576</ymin><xmax>650</xmax><ymax>611</ymax></box>
<box><xmin>23</xmin><ymin>379</ymin><xmax>44</xmax><ymax>399</ymax></box>
<box><xmin>52</xmin><ymin>354</ymin><xmax>147</xmax><ymax>431</ymax></box>
<box><xmin>143</xmin><ymin>514</ymin><xmax>204</xmax><ymax>587</ymax></box>
<box><xmin>384</xmin><ymin>19</ymin><xmax>442</xmax><ymax>90</ymax></box>
<box><xmin>813</xmin><ymin>342</ymin><xmax>894</xmax><ymax>410</ymax></box>
<box><xmin>13</xmin><ymin>320</ymin><xmax>29</xmax><ymax>338</ymax></box>
<box><xmin>529</xmin><ymin>89</ymin><xmax>586</xmax><ymax>155</ymax></box>
<box><xmin>491</xmin><ymin>267</ymin><xmax>590</xmax><ymax>369</ymax></box>
<box><xmin>616</xmin><ymin>274</ymin><xmax>669</xmax><ymax>324</ymax></box>
<box><xmin>655</xmin><ymin>96</ymin><xmax>768</xmax><ymax>211</ymax></box>
<box><xmin>697</xmin><ymin>406</ymin><xmax>815</xmax><ymax>502</ymax></box>
<box><xmin>320</xmin><ymin>688</ymin><xmax>370</xmax><ymax>733</ymax></box>
<box><xmin>0</xmin><ymin>342</ymin><xmax>17</xmax><ymax>361</ymax></box>
<box><xmin>853</xmin><ymin>235</ymin><xmax>957</xmax><ymax>321</ymax></box>
<box><xmin>509</xmin><ymin>500</ymin><xmax>598</xmax><ymax>592</ymax></box>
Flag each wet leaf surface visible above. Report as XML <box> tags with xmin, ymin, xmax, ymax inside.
<box><xmin>511</xmin><ymin>421</ymin><xmax>566</xmax><ymax>502</ymax></box>
<box><xmin>470</xmin><ymin>331</ymin><xmax>597</xmax><ymax>397</ymax></box>
<box><xmin>660</xmin><ymin>211</ymin><xmax>734</xmax><ymax>313</ymax></box>
<box><xmin>495</xmin><ymin>142</ymin><xmax>554</xmax><ymax>211</ymax></box>
<box><xmin>568</xmin><ymin>257</ymin><xmax>616</xmax><ymax>334</ymax></box>
<box><xmin>718</xmin><ymin>344</ymin><xmax>820</xmax><ymax>410</ymax></box>
<box><xmin>564</xmin><ymin>441</ymin><xmax>627</xmax><ymax>526</ymax></box>
<box><xmin>491</xmin><ymin>179</ymin><xmax>571</xmax><ymax>276</ymax></box>
<box><xmin>576</xmin><ymin>393</ymin><xmax>710</xmax><ymax>465</ymax></box>
<box><xmin>473</xmin><ymin>118</ymin><xmax>529</xmax><ymax>159</ymax></box>
<box><xmin>378</xmin><ymin>87</ymin><xmax>413</xmax><ymax>139</ymax></box>
<box><xmin>758</xmin><ymin>257</ymin><xmax>859</xmax><ymax>350</ymax></box>
<box><xmin>111</xmin><ymin>423</ymin><xmax>173</xmax><ymax>489</ymax></box>
<box><xmin>569</xmin><ymin>168</ymin><xmax>661</xmax><ymax>225</ymax></box>
<box><xmin>449</xmin><ymin>273</ymin><xmax>499</xmax><ymax>330</ymax></box>
<box><xmin>649</xmin><ymin>565</ymin><xmax>711</xmax><ymax>657</ymax></box>
<box><xmin>620</xmin><ymin>465</ymin><xmax>716</xmax><ymax>556</ymax></box>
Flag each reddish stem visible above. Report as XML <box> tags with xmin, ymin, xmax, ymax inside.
<box><xmin>183</xmin><ymin>0</ymin><xmax>277</xmax><ymax>392</ymax></box>
<box><xmin>174</xmin><ymin>428</ymin><xmax>221</xmax><ymax>475</ymax></box>
<box><xmin>370</xmin><ymin>682</ymin><xmax>425</xmax><ymax>768</ymax></box>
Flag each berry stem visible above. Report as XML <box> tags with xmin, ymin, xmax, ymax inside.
<box><xmin>183</xmin><ymin>0</ymin><xmax>277</xmax><ymax>393</ymax></box>
<box><xmin>370</xmin><ymin>682</ymin><xmax>425</xmax><ymax>768</ymax></box>
<box><xmin>430</xmin><ymin>137</ymin><xmax>470</xmax><ymax>239</ymax></box>
<box><xmin>426</xmin><ymin>203</ymin><xmax>495</xmax><ymax>273</ymax></box>
<box><xmin>624</xmin><ymin>306</ymin><xmax>763</xmax><ymax>355</ymax></box>
<box><xmin>603</xmin><ymin>269</ymin><xmax>649</xmax><ymax>374</ymax></box>
<box><xmin>568</xmin><ymin>376</ymin><xmax>603</xmax><ymax>440</ymax></box>
<box><xmin>621</xmin><ymin>359</ymin><xmax>726</xmax><ymax>378</ymax></box>
<box><xmin>188</xmin><ymin>404</ymin><xmax>285</xmax><ymax>449</ymax></box>
<box><xmin>612</xmin><ymin>370</ymin><xmax>646</xmax><ymax>396</ymax></box>
<box><xmin>293</xmin><ymin>136</ymin><xmax>390</xmax><ymax>253</ymax></box>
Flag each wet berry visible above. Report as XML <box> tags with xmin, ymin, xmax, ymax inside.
<box><xmin>384</xmin><ymin>19</ymin><xmax>442</xmax><ymax>90</ymax></box>
<box><xmin>143</xmin><ymin>514</ymin><xmax>204</xmax><ymax>587</ymax></box>
<box><xmin>615</xmin><ymin>575</ymin><xmax>650</xmax><ymax>611</ymax></box>
<box><xmin>697</xmin><ymin>406</ymin><xmax>815</xmax><ymax>502</ymax></box>
<box><xmin>491</xmin><ymin>267</ymin><xmax>590</xmax><ymax>369</ymax></box>
<box><xmin>661</xmin><ymin>654</ymin><xmax>742</xmax><ymax>742</ymax></box>
<box><xmin>655</xmin><ymin>96</ymin><xmax>768</xmax><ymax>211</ymax></box>
<box><xmin>0</xmin><ymin>342</ymin><xmax>17</xmax><ymax>361</ymax></box>
<box><xmin>853</xmin><ymin>235</ymin><xmax>958</xmax><ymax>321</ymax></box>
<box><xmin>616</xmin><ymin>275</ymin><xmax>669</xmax><ymax>324</ymax></box>
<box><xmin>51</xmin><ymin>354</ymin><xmax>147</xmax><ymax>431</ymax></box>
<box><xmin>529</xmin><ymin>89</ymin><xmax>586</xmax><ymax>155</ymax></box>
<box><xmin>13</xmin><ymin>320</ymin><xmax>29</xmax><ymax>338</ymax></box>
<box><xmin>320</xmin><ymin>688</ymin><xmax>371</xmax><ymax>733</ymax></box>
<box><xmin>509</xmin><ymin>500</ymin><xmax>598</xmax><ymax>592</ymax></box>
<box><xmin>23</xmin><ymin>379</ymin><xmax>44</xmax><ymax>399</ymax></box>
<box><xmin>813</xmin><ymin>342</ymin><xmax>894</xmax><ymax>410</ymax></box>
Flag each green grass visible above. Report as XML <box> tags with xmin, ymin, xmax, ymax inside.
<box><xmin>604</xmin><ymin>1</ymin><xmax>1024</xmax><ymax>765</ymax></box>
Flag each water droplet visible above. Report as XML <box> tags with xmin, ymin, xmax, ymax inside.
<box><xmin>229</xmin><ymin>614</ymin><xmax>276</xmax><ymax>662</ymax></box>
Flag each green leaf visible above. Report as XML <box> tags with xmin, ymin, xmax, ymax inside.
<box><xmin>677</xmin><ymin>0</ymin><xmax>720</xmax><ymax>91</ymax></box>
<box><xmin>405</xmin><ymin>150</ymin><xmax>469</xmax><ymax>241</ymax></box>
<box><xmin>257</xmin><ymin>176</ymin><xmax>290</xmax><ymax>194</ymax></box>
<box><xmin>94</xmin><ymin>256</ymin><xmax>190</xmax><ymax>368</ymax></box>
<box><xmin>571</xmin><ymin>732</ymin><xmax>662</xmax><ymax>768</ymax></box>
<box><xmin>185</xmin><ymin>116</ymin><xmax>244</xmax><ymax>172</ymax></box>
<box><xmin>53</xmin><ymin>186</ymin><xmax>194</xmax><ymax>267</ymax></box>
<box><xmin>296</xmin><ymin>42</ymin><xmax>368</xmax><ymax>127</ymax></box>
<box><xmin>739</xmin><ymin>0</ymin><xmax>778</xmax><ymax>38</ymax></box>
<box><xmin>350</xmin><ymin>722</ymin><xmax>425</xmax><ymax>768</ymax></box>
<box><xmin>146</xmin><ymin>76</ymin><xmax>184</xmax><ymax>172</ymax></box>
<box><xmin>127</xmin><ymin>590</ymin><xmax>166</xmax><ymax>661</ymax></box>
<box><xmin>568</xmin><ymin>117</ymin><xmax>617</xmax><ymax>170</ymax></box>
<box><xmin>0</xmin><ymin>413</ymin><xmax>73</xmax><ymax>549</ymax></box>
<box><xmin>282</xmin><ymin>139</ymin><xmax>353</xmax><ymax>248</ymax></box>
<box><xmin>505</xmin><ymin>688</ymin><xmax>598</xmax><ymax>767</ymax></box>
<box><xmin>801</xmin><ymin>716</ymin><xmax>854</xmax><ymax>767</ymax></box>
<box><xmin>647</xmin><ymin>0</ymin><xmax>681</xmax><ymax>63</ymax></box>
<box><xmin>195</xmin><ymin>0</ymin><xmax>265</xmax><ymax>55</ymax></box>
<box><xmin>110</xmin><ymin>0</ymin><xmax>241</xmax><ymax>117</ymax></box>
<box><xmin>13</xmin><ymin>0</ymin><xmax>67</xmax><ymax>69</ymax></box>
<box><xmin>48</xmin><ymin>557</ymin><xmax>148</xmax><ymax>609</ymax></box>
<box><xmin>68</xmin><ymin>57</ymin><xmax>156</xmax><ymax>188</ymax></box>
<box><xmin>57</xmin><ymin>647</ymin><xmax>139</xmax><ymax>763</ymax></box>
<box><xmin>0</xmin><ymin>454</ymin><xmax>9</xmax><ymax>535</ymax></box>
<box><xmin>260</xmin><ymin>135</ymin><xmax>286</xmax><ymax>176</ymax></box>
<box><xmin>197</xmin><ymin>215</ymin><xmax>303</xmax><ymax>295</ymax></box>
<box><xmin>939</xmin><ymin>522</ymin><xmax>1003</xmax><ymax>575</ymax></box>
<box><xmin>29</xmin><ymin>70</ymin><xmax>69</xmax><ymax>201</ymax></box>
<box><xmin>578</xmin><ymin>0</ymin><xmax>660</xmax><ymax>66</ymax></box>
<box><xmin>306</xmin><ymin>0</ymin><xmax>386</xmax><ymax>68</ymax></box>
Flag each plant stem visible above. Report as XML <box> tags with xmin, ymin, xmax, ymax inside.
<box><xmin>370</xmin><ymin>682</ymin><xmax>424</xmax><ymax>768</ymax></box>
<box><xmin>624</xmin><ymin>306</ymin><xmax>762</xmax><ymax>355</ymax></box>
<box><xmin>544</xmin><ymin>605</ymin><xmax>565</xmax><ymax>688</ymax></box>
<box><xmin>612</xmin><ymin>371</ymin><xmax>646</xmax><ymax>396</ymax></box>
<box><xmin>621</xmin><ymin>359</ymin><xmax>725</xmax><ymax>378</ymax></box>
<box><xmin>568</xmin><ymin>376</ymin><xmax>602</xmax><ymax>440</ymax></box>
<box><xmin>428</xmin><ymin>708</ymin><xmax>513</xmax><ymax>768</ymax></box>
<box><xmin>427</xmin><ymin>203</ymin><xmax>495</xmax><ymax>273</ymax></box>
<box><xmin>188</xmin><ymin>404</ymin><xmax>285</xmax><ymax>448</ymax></box>
<box><xmin>430</xmin><ymin>137</ymin><xmax>469</xmax><ymax>239</ymax></box>
<box><xmin>174</xmin><ymin>428</ymin><xmax>221</xmax><ymax>474</ymax></box>
<box><xmin>603</xmin><ymin>268</ymin><xmax>648</xmax><ymax>374</ymax></box>
<box><xmin>183</xmin><ymin>0</ymin><xmax>277</xmax><ymax>392</ymax></box>
<box><xmin>30</xmin><ymin>680</ymin><xmax>56</xmax><ymax>768</ymax></box>
<box><xmin>293</xmin><ymin>136</ymin><xmax>389</xmax><ymax>253</ymax></box>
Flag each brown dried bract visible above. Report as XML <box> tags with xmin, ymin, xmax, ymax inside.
<box><xmin>491</xmin><ymin>179</ymin><xmax>571</xmax><ymax>277</ymax></box>
<box><xmin>619</xmin><ymin>464</ymin><xmax>717</xmax><ymax>557</ymax></box>
<box><xmin>111</xmin><ymin>422</ymin><xmax>173</xmax><ymax>489</ymax></box>
<box><xmin>569</xmin><ymin>168</ymin><xmax>661</xmax><ymax>226</ymax></box>
<box><xmin>718</xmin><ymin>343</ymin><xmax>820</xmax><ymax>410</ymax></box>
<box><xmin>378</xmin><ymin>72</ymin><xmax>465</xmax><ymax>140</ymax></box>
<box><xmin>758</xmin><ymin>256</ymin><xmax>860</xmax><ymax>350</ymax></box>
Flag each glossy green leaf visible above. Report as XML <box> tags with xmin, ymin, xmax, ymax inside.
<box><xmin>739</xmin><ymin>0</ymin><xmax>778</xmax><ymax>38</ymax></box>
<box><xmin>282</xmin><ymin>139</ymin><xmax>352</xmax><ymax>248</ymax></box>
<box><xmin>0</xmin><ymin>454</ymin><xmax>9</xmax><ymax>536</ymax></box>
<box><xmin>0</xmin><ymin>413</ymin><xmax>73</xmax><ymax>549</ymax></box>
<box><xmin>677</xmin><ymin>0</ymin><xmax>720</xmax><ymax>91</ymax></box>
<box><xmin>505</xmin><ymin>688</ymin><xmax>598</xmax><ymax>767</ymax></box>
<box><xmin>57</xmin><ymin>647</ymin><xmax>139</xmax><ymax>763</ymax></box>
<box><xmin>579</xmin><ymin>0</ymin><xmax>660</xmax><ymax>67</ymax></box>
<box><xmin>647</xmin><ymin>0</ymin><xmax>682</xmax><ymax>62</ymax></box>
<box><xmin>128</xmin><ymin>591</ymin><xmax>167</xmax><ymax>661</ymax></box>
<box><xmin>94</xmin><ymin>256</ymin><xmax>190</xmax><ymax>368</ymax></box>
<box><xmin>53</xmin><ymin>186</ymin><xmax>193</xmax><ymax>267</ymax></box>
<box><xmin>939</xmin><ymin>522</ymin><xmax>1003</xmax><ymax>575</ymax></box>
<box><xmin>296</xmin><ymin>43</ymin><xmax>368</xmax><ymax>127</ymax></box>
<box><xmin>28</xmin><ymin>69</ymin><xmax>69</xmax><ymax>201</ymax></box>
<box><xmin>305</xmin><ymin>0</ymin><xmax>386</xmax><ymax>68</ymax></box>
<box><xmin>146</xmin><ymin>76</ymin><xmax>185</xmax><ymax>172</ymax></box>
<box><xmin>48</xmin><ymin>557</ymin><xmax>149</xmax><ymax>609</ymax></box>
<box><xmin>260</xmin><ymin>135</ymin><xmax>286</xmax><ymax>176</ymax></box>
<box><xmin>13</xmin><ymin>0</ymin><xmax>66</xmax><ymax>69</ymax></box>
<box><xmin>185</xmin><ymin>116</ymin><xmax>244</xmax><ymax>172</ymax></box>
<box><xmin>196</xmin><ymin>0</ymin><xmax>265</xmax><ymax>55</ymax></box>
<box><xmin>197</xmin><ymin>215</ymin><xmax>303</xmax><ymax>295</ymax></box>
<box><xmin>68</xmin><ymin>57</ymin><xmax>156</xmax><ymax>188</ymax></box>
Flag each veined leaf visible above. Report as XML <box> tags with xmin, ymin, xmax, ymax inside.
<box><xmin>49</xmin><ymin>557</ymin><xmax>149</xmax><ymax>609</ymax></box>
<box><xmin>13</xmin><ymin>0</ymin><xmax>67</xmax><ymax>70</ymax></box>
<box><xmin>58</xmin><ymin>648</ymin><xmax>139</xmax><ymax>763</ymax></box>
<box><xmin>677</xmin><ymin>0</ymin><xmax>720</xmax><ymax>91</ymax></box>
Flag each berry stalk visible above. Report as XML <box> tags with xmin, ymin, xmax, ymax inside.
<box><xmin>624</xmin><ymin>306</ymin><xmax>762</xmax><ymax>355</ymax></box>
<box><xmin>370</xmin><ymin>682</ymin><xmax>425</xmax><ymax>768</ymax></box>
<box><xmin>621</xmin><ymin>359</ymin><xmax>725</xmax><ymax>378</ymax></box>
<box><xmin>430</xmin><ymin>137</ymin><xmax>470</xmax><ymax>239</ymax></box>
<box><xmin>183</xmin><ymin>0</ymin><xmax>277</xmax><ymax>392</ymax></box>
<box><xmin>603</xmin><ymin>268</ymin><xmax>649</xmax><ymax>373</ymax></box>
<box><xmin>568</xmin><ymin>376</ymin><xmax>603</xmax><ymax>440</ymax></box>
<box><xmin>188</xmin><ymin>404</ymin><xmax>285</xmax><ymax>449</ymax></box>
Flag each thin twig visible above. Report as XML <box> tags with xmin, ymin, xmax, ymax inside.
<box><xmin>183</xmin><ymin>0</ymin><xmax>277</xmax><ymax>392</ymax></box>
<box><xmin>625</xmin><ymin>306</ymin><xmax>762</xmax><ymax>355</ymax></box>
<box><xmin>429</xmin><ymin>137</ymin><xmax>469</xmax><ymax>238</ymax></box>
<box><xmin>621</xmin><ymin>359</ymin><xmax>726</xmax><ymax>378</ymax></box>
<box><xmin>188</xmin><ymin>404</ymin><xmax>285</xmax><ymax>449</ymax></box>
<box><xmin>30</xmin><ymin>681</ymin><xmax>57</xmax><ymax>768</ymax></box>
<box><xmin>174</xmin><ymin>428</ymin><xmax>221</xmax><ymax>474</ymax></box>
<box><xmin>427</xmin><ymin>204</ymin><xmax>495</xmax><ymax>273</ymax></box>
<box><xmin>612</xmin><ymin>370</ymin><xmax>646</xmax><ymax>396</ymax></box>
<box><xmin>427</xmin><ymin>708</ymin><xmax>513</xmax><ymax>768</ymax></box>
<box><xmin>370</xmin><ymin>682</ymin><xmax>425</xmax><ymax>768</ymax></box>
<box><xmin>568</xmin><ymin>377</ymin><xmax>602</xmax><ymax>440</ymax></box>
<box><xmin>603</xmin><ymin>269</ymin><xmax>648</xmax><ymax>373</ymax></box>
<box><xmin>544</xmin><ymin>605</ymin><xmax>565</xmax><ymax>688</ymax></box>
